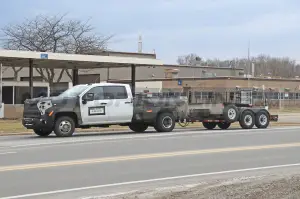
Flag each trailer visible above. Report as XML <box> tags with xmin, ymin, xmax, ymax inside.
<box><xmin>144</xmin><ymin>87</ymin><xmax>278</xmax><ymax>130</ymax></box>
<box><xmin>179</xmin><ymin>103</ymin><xmax>278</xmax><ymax>130</ymax></box>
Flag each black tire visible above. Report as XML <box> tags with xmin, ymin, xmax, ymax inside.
<box><xmin>202</xmin><ymin>122</ymin><xmax>217</xmax><ymax>130</ymax></box>
<box><xmin>255</xmin><ymin>111</ymin><xmax>270</xmax><ymax>129</ymax></box>
<box><xmin>129</xmin><ymin>123</ymin><xmax>149</xmax><ymax>132</ymax></box>
<box><xmin>223</xmin><ymin>104</ymin><xmax>239</xmax><ymax>123</ymax></box>
<box><xmin>153</xmin><ymin>125</ymin><xmax>162</xmax><ymax>132</ymax></box>
<box><xmin>33</xmin><ymin>129</ymin><xmax>52</xmax><ymax>137</ymax></box>
<box><xmin>239</xmin><ymin>110</ymin><xmax>255</xmax><ymax>129</ymax></box>
<box><xmin>217</xmin><ymin>122</ymin><xmax>231</xmax><ymax>129</ymax></box>
<box><xmin>53</xmin><ymin>116</ymin><xmax>75</xmax><ymax>137</ymax></box>
<box><xmin>154</xmin><ymin>112</ymin><xmax>175</xmax><ymax>132</ymax></box>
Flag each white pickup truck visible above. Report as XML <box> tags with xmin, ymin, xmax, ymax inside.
<box><xmin>22</xmin><ymin>83</ymin><xmax>185</xmax><ymax>137</ymax></box>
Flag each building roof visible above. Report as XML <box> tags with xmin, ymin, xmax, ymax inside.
<box><xmin>94</xmin><ymin>50</ymin><xmax>156</xmax><ymax>57</ymax></box>
<box><xmin>108</xmin><ymin>76</ymin><xmax>300</xmax><ymax>82</ymax></box>
<box><xmin>0</xmin><ymin>49</ymin><xmax>163</xmax><ymax>69</ymax></box>
<box><xmin>163</xmin><ymin>64</ymin><xmax>244</xmax><ymax>70</ymax></box>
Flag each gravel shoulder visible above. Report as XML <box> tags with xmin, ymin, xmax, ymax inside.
<box><xmin>97</xmin><ymin>174</ymin><xmax>300</xmax><ymax>199</ymax></box>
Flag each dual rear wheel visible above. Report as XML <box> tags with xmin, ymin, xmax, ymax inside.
<box><xmin>129</xmin><ymin>112</ymin><xmax>176</xmax><ymax>133</ymax></box>
<box><xmin>202</xmin><ymin>108</ymin><xmax>270</xmax><ymax>130</ymax></box>
<box><xmin>202</xmin><ymin>122</ymin><xmax>231</xmax><ymax>130</ymax></box>
<box><xmin>239</xmin><ymin>110</ymin><xmax>269</xmax><ymax>129</ymax></box>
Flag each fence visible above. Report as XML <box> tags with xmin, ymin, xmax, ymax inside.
<box><xmin>137</xmin><ymin>88</ymin><xmax>300</xmax><ymax>109</ymax></box>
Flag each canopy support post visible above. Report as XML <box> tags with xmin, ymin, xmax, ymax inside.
<box><xmin>72</xmin><ymin>68</ymin><xmax>79</xmax><ymax>86</ymax></box>
<box><xmin>131</xmin><ymin>64</ymin><xmax>136</xmax><ymax>97</ymax></box>
<box><xmin>29</xmin><ymin>59</ymin><xmax>33</xmax><ymax>98</ymax></box>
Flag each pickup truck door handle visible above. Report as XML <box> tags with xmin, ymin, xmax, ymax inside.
<box><xmin>101</xmin><ymin>103</ymin><xmax>107</xmax><ymax>105</ymax></box>
<box><xmin>125</xmin><ymin>101</ymin><xmax>132</xmax><ymax>104</ymax></box>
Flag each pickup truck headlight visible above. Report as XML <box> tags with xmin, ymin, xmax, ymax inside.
<box><xmin>37</xmin><ymin>100</ymin><xmax>53</xmax><ymax>115</ymax></box>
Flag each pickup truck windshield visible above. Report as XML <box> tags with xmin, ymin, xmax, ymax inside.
<box><xmin>58</xmin><ymin>85</ymin><xmax>89</xmax><ymax>97</ymax></box>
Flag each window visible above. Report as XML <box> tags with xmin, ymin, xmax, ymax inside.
<box><xmin>103</xmin><ymin>86</ymin><xmax>128</xmax><ymax>99</ymax></box>
<box><xmin>86</xmin><ymin>86</ymin><xmax>104</xmax><ymax>100</ymax></box>
<box><xmin>59</xmin><ymin>85</ymin><xmax>89</xmax><ymax>97</ymax></box>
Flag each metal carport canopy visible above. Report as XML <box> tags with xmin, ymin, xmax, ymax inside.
<box><xmin>0</xmin><ymin>49</ymin><xmax>164</xmax><ymax>98</ymax></box>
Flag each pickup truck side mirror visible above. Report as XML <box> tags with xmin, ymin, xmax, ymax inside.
<box><xmin>82</xmin><ymin>93</ymin><xmax>94</xmax><ymax>104</ymax></box>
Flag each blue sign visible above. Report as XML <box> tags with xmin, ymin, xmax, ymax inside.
<box><xmin>178</xmin><ymin>79</ymin><xmax>182</xmax><ymax>86</ymax></box>
<box><xmin>40</xmin><ymin>53</ymin><xmax>48</xmax><ymax>59</ymax></box>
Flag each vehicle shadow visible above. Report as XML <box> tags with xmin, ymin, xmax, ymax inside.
<box><xmin>26</xmin><ymin>127</ymin><xmax>244</xmax><ymax>139</ymax></box>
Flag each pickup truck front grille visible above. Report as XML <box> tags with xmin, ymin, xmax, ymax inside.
<box><xmin>23</xmin><ymin>103</ymin><xmax>40</xmax><ymax>118</ymax></box>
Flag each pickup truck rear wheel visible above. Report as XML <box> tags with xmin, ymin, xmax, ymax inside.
<box><xmin>154</xmin><ymin>112</ymin><xmax>175</xmax><ymax>132</ymax></box>
<box><xmin>202</xmin><ymin>122</ymin><xmax>217</xmax><ymax>130</ymax></box>
<box><xmin>33</xmin><ymin>129</ymin><xmax>52</xmax><ymax>137</ymax></box>
<box><xmin>129</xmin><ymin>123</ymin><xmax>148</xmax><ymax>132</ymax></box>
<box><xmin>53</xmin><ymin>116</ymin><xmax>75</xmax><ymax>137</ymax></box>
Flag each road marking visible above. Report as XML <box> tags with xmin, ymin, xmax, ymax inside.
<box><xmin>2</xmin><ymin>162</ymin><xmax>300</xmax><ymax>199</ymax></box>
<box><xmin>3</xmin><ymin>127</ymin><xmax>299</xmax><ymax>153</ymax></box>
<box><xmin>6</xmin><ymin>126</ymin><xmax>300</xmax><ymax>148</ymax></box>
<box><xmin>0</xmin><ymin>152</ymin><xmax>16</xmax><ymax>155</ymax></box>
<box><xmin>1</xmin><ymin>142</ymin><xmax>300</xmax><ymax>172</ymax></box>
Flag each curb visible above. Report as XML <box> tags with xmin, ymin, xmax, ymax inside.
<box><xmin>1</xmin><ymin>122</ymin><xmax>299</xmax><ymax>136</ymax></box>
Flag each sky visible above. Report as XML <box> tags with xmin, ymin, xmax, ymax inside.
<box><xmin>0</xmin><ymin>0</ymin><xmax>300</xmax><ymax>64</ymax></box>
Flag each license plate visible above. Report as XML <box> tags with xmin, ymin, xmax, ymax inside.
<box><xmin>89</xmin><ymin>107</ymin><xmax>105</xmax><ymax>115</ymax></box>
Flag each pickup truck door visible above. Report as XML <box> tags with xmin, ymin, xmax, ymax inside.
<box><xmin>80</xmin><ymin>86</ymin><xmax>110</xmax><ymax>125</ymax></box>
<box><xmin>103</xmin><ymin>85</ymin><xmax>133</xmax><ymax>123</ymax></box>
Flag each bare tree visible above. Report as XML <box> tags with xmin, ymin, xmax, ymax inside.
<box><xmin>177</xmin><ymin>53</ymin><xmax>202</xmax><ymax>65</ymax></box>
<box><xmin>178</xmin><ymin>52</ymin><xmax>299</xmax><ymax>78</ymax></box>
<box><xmin>1</xmin><ymin>13</ymin><xmax>112</xmax><ymax>89</ymax></box>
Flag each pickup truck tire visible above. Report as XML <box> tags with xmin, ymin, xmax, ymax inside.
<box><xmin>223</xmin><ymin>104</ymin><xmax>239</xmax><ymax>123</ymax></box>
<box><xmin>53</xmin><ymin>116</ymin><xmax>75</xmax><ymax>137</ymax></box>
<box><xmin>33</xmin><ymin>129</ymin><xmax>52</xmax><ymax>137</ymax></box>
<box><xmin>255</xmin><ymin>111</ymin><xmax>270</xmax><ymax>129</ymax></box>
<box><xmin>217</xmin><ymin>122</ymin><xmax>231</xmax><ymax>129</ymax></box>
<box><xmin>129</xmin><ymin>123</ymin><xmax>148</xmax><ymax>132</ymax></box>
<box><xmin>154</xmin><ymin>112</ymin><xmax>175</xmax><ymax>132</ymax></box>
<box><xmin>239</xmin><ymin>110</ymin><xmax>255</xmax><ymax>129</ymax></box>
<box><xmin>202</xmin><ymin>122</ymin><xmax>217</xmax><ymax>130</ymax></box>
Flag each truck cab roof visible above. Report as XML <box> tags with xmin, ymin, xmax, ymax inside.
<box><xmin>86</xmin><ymin>82</ymin><xmax>130</xmax><ymax>87</ymax></box>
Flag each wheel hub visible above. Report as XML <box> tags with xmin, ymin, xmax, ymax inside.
<box><xmin>244</xmin><ymin>115</ymin><xmax>253</xmax><ymax>125</ymax></box>
<box><xmin>259</xmin><ymin>114</ymin><xmax>267</xmax><ymax>125</ymax></box>
<box><xmin>162</xmin><ymin>116</ymin><xmax>172</xmax><ymax>129</ymax></box>
<box><xmin>59</xmin><ymin>121</ymin><xmax>71</xmax><ymax>133</ymax></box>
<box><xmin>228</xmin><ymin>108</ymin><xmax>236</xmax><ymax>120</ymax></box>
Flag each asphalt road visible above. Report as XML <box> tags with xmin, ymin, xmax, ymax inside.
<box><xmin>1</xmin><ymin>126</ymin><xmax>300</xmax><ymax>199</ymax></box>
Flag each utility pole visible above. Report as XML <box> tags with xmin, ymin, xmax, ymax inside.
<box><xmin>247</xmin><ymin>40</ymin><xmax>250</xmax><ymax>73</ymax></box>
<box><xmin>247</xmin><ymin>40</ymin><xmax>250</xmax><ymax>88</ymax></box>
<box><xmin>138</xmin><ymin>34</ymin><xmax>142</xmax><ymax>53</ymax></box>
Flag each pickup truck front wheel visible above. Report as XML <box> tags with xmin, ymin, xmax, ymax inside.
<box><xmin>154</xmin><ymin>112</ymin><xmax>175</xmax><ymax>132</ymax></box>
<box><xmin>53</xmin><ymin>116</ymin><xmax>75</xmax><ymax>137</ymax></box>
<box><xmin>33</xmin><ymin>129</ymin><xmax>52</xmax><ymax>137</ymax></box>
<box><xmin>129</xmin><ymin>123</ymin><xmax>148</xmax><ymax>133</ymax></box>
